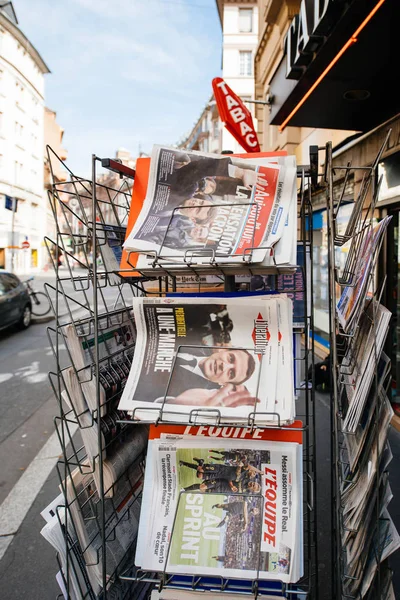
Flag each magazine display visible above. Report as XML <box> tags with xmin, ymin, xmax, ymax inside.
<box><xmin>117</xmin><ymin>295</ymin><xmax>295</xmax><ymax>425</ymax></box>
<box><xmin>123</xmin><ymin>146</ymin><xmax>297</xmax><ymax>270</ymax></box>
<box><xmin>337</xmin><ymin>215</ymin><xmax>391</xmax><ymax>332</ymax></box>
<box><xmin>136</xmin><ymin>424</ymin><xmax>303</xmax><ymax>583</ymax></box>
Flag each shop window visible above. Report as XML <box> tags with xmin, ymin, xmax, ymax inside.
<box><xmin>239</xmin><ymin>8</ymin><xmax>253</xmax><ymax>32</ymax></box>
<box><xmin>239</xmin><ymin>51</ymin><xmax>252</xmax><ymax>76</ymax></box>
<box><xmin>31</xmin><ymin>248</ymin><xmax>38</xmax><ymax>268</ymax></box>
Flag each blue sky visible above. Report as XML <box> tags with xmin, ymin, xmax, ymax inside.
<box><xmin>14</xmin><ymin>0</ymin><xmax>222</xmax><ymax>175</ymax></box>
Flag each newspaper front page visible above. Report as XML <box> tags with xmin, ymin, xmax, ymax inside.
<box><xmin>118</xmin><ymin>296</ymin><xmax>295</xmax><ymax>424</ymax></box>
<box><xmin>337</xmin><ymin>216</ymin><xmax>391</xmax><ymax>332</ymax></box>
<box><xmin>124</xmin><ymin>146</ymin><xmax>296</xmax><ymax>265</ymax></box>
<box><xmin>139</xmin><ymin>436</ymin><xmax>301</xmax><ymax>583</ymax></box>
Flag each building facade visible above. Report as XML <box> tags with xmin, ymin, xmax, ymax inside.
<box><xmin>253</xmin><ymin>0</ymin><xmax>358</xmax><ymax>350</ymax></box>
<box><xmin>0</xmin><ymin>3</ymin><xmax>50</xmax><ymax>272</ymax></box>
<box><xmin>44</xmin><ymin>107</ymin><xmax>67</xmax><ymax>251</ymax></box>
<box><xmin>216</xmin><ymin>0</ymin><xmax>258</xmax><ymax>153</ymax></box>
<box><xmin>180</xmin><ymin>1</ymin><xmax>258</xmax><ymax>154</ymax></box>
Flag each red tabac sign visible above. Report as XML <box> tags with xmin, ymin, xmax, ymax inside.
<box><xmin>212</xmin><ymin>77</ymin><xmax>260</xmax><ymax>153</ymax></box>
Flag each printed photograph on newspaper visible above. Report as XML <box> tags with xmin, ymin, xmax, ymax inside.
<box><xmin>142</xmin><ymin>437</ymin><xmax>300</xmax><ymax>582</ymax></box>
<box><xmin>117</xmin><ymin>296</ymin><xmax>291</xmax><ymax>422</ymax></box>
<box><xmin>336</xmin><ymin>215</ymin><xmax>391</xmax><ymax>332</ymax></box>
<box><xmin>124</xmin><ymin>146</ymin><xmax>295</xmax><ymax>264</ymax></box>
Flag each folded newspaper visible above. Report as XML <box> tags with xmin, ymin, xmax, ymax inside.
<box><xmin>64</xmin><ymin>459</ymin><xmax>143</xmax><ymax>596</ymax></box>
<box><xmin>63</xmin><ymin>310</ymin><xmax>136</xmax><ymax>417</ymax></box>
<box><xmin>123</xmin><ymin>146</ymin><xmax>297</xmax><ymax>271</ymax></box>
<box><xmin>339</xmin><ymin>300</ymin><xmax>391</xmax><ymax>433</ymax></box>
<box><xmin>117</xmin><ymin>296</ymin><xmax>295</xmax><ymax>425</ymax></box>
<box><xmin>136</xmin><ymin>424</ymin><xmax>303</xmax><ymax>583</ymax></box>
<box><xmin>337</xmin><ymin>215</ymin><xmax>391</xmax><ymax>333</ymax></box>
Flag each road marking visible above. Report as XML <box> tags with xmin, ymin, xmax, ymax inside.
<box><xmin>0</xmin><ymin>422</ymin><xmax>78</xmax><ymax>561</ymax></box>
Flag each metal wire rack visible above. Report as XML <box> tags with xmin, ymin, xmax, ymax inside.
<box><xmin>44</xmin><ymin>147</ymin><xmax>319</xmax><ymax>599</ymax></box>
<box><xmin>322</xmin><ymin>133</ymin><xmax>398</xmax><ymax>599</ymax></box>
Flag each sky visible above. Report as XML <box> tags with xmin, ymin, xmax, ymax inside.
<box><xmin>13</xmin><ymin>0</ymin><xmax>222</xmax><ymax>175</ymax></box>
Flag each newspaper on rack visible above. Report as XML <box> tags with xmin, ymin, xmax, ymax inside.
<box><xmin>337</xmin><ymin>215</ymin><xmax>391</xmax><ymax>333</ymax></box>
<box><xmin>40</xmin><ymin>493</ymin><xmax>91</xmax><ymax>600</ymax></box>
<box><xmin>150</xmin><ymin>590</ymin><xmax>283</xmax><ymax>600</ymax></box>
<box><xmin>136</xmin><ymin>425</ymin><xmax>303</xmax><ymax>583</ymax></box>
<box><xmin>123</xmin><ymin>146</ymin><xmax>297</xmax><ymax>267</ymax></box>
<box><xmin>62</xmin><ymin>370</ymin><xmax>149</xmax><ymax>498</ymax></box>
<box><xmin>348</xmin><ymin>509</ymin><xmax>400</xmax><ymax>598</ymax></box>
<box><xmin>65</xmin><ymin>458</ymin><xmax>143</xmax><ymax>596</ymax></box>
<box><xmin>97</xmin><ymin>224</ymin><xmax>127</xmax><ymax>284</ymax></box>
<box><xmin>63</xmin><ymin>309</ymin><xmax>136</xmax><ymax>417</ymax></box>
<box><xmin>341</xmin><ymin>433</ymin><xmax>393</xmax><ymax>538</ymax></box>
<box><xmin>62</xmin><ymin>358</ymin><xmax>134</xmax><ymax>461</ymax></box>
<box><xmin>343</xmin><ymin>351</ymin><xmax>391</xmax><ymax>471</ymax></box>
<box><xmin>117</xmin><ymin>295</ymin><xmax>295</xmax><ymax>425</ymax></box>
<box><xmin>343</xmin><ymin>471</ymin><xmax>392</xmax><ymax>570</ymax></box>
<box><xmin>40</xmin><ymin>491</ymin><xmax>151</xmax><ymax>600</ymax></box>
<box><xmin>340</xmin><ymin>300</ymin><xmax>391</xmax><ymax>433</ymax></box>
<box><xmin>91</xmin><ymin>423</ymin><xmax>148</xmax><ymax>498</ymax></box>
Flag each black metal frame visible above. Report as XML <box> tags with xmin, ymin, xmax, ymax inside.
<box><xmin>44</xmin><ymin>147</ymin><xmax>319</xmax><ymax>599</ymax></box>
<box><xmin>323</xmin><ymin>134</ymin><xmax>397</xmax><ymax>599</ymax></box>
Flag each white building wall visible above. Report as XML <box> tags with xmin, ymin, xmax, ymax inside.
<box><xmin>0</xmin><ymin>17</ymin><xmax>48</xmax><ymax>273</ymax></box>
<box><xmin>221</xmin><ymin>3</ymin><xmax>258</xmax><ymax>154</ymax></box>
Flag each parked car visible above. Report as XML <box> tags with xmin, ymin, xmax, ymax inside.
<box><xmin>0</xmin><ymin>269</ymin><xmax>32</xmax><ymax>331</ymax></box>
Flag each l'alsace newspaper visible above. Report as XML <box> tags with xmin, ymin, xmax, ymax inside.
<box><xmin>117</xmin><ymin>295</ymin><xmax>295</xmax><ymax>425</ymax></box>
<box><xmin>136</xmin><ymin>423</ymin><xmax>303</xmax><ymax>583</ymax></box>
<box><xmin>123</xmin><ymin>146</ymin><xmax>296</xmax><ymax>266</ymax></box>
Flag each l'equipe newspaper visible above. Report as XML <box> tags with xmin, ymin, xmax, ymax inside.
<box><xmin>136</xmin><ymin>424</ymin><xmax>303</xmax><ymax>584</ymax></box>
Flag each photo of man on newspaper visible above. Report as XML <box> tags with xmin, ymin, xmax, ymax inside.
<box><xmin>121</xmin><ymin>300</ymin><xmax>266</xmax><ymax>412</ymax></box>
<box><xmin>124</xmin><ymin>146</ymin><xmax>293</xmax><ymax>264</ymax></box>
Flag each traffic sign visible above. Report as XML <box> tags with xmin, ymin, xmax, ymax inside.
<box><xmin>21</xmin><ymin>240</ymin><xmax>30</xmax><ymax>249</ymax></box>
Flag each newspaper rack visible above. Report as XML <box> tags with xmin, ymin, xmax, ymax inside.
<box><xmin>44</xmin><ymin>147</ymin><xmax>318</xmax><ymax>599</ymax></box>
<box><xmin>322</xmin><ymin>134</ymin><xmax>399</xmax><ymax>599</ymax></box>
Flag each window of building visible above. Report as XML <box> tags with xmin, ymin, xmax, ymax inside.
<box><xmin>14</xmin><ymin>161</ymin><xmax>24</xmax><ymax>185</ymax></box>
<box><xmin>16</xmin><ymin>81</ymin><xmax>24</xmax><ymax>107</ymax></box>
<box><xmin>212</xmin><ymin>119</ymin><xmax>219</xmax><ymax>139</ymax></box>
<box><xmin>239</xmin><ymin>8</ymin><xmax>253</xmax><ymax>32</ymax></box>
<box><xmin>239</xmin><ymin>51</ymin><xmax>252</xmax><ymax>76</ymax></box>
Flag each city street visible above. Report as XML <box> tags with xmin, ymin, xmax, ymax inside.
<box><xmin>0</xmin><ymin>271</ymin><xmax>126</xmax><ymax>599</ymax></box>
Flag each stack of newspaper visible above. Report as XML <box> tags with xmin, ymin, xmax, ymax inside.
<box><xmin>61</xmin><ymin>310</ymin><xmax>149</xmax><ymax>496</ymax></box>
<box><xmin>335</xmin><ymin>217</ymin><xmax>400</xmax><ymax>597</ymax></box>
<box><xmin>122</xmin><ymin>146</ymin><xmax>298</xmax><ymax>276</ymax></box>
<box><xmin>136</xmin><ymin>423</ymin><xmax>303</xmax><ymax>584</ymax></box>
<box><xmin>117</xmin><ymin>295</ymin><xmax>295</xmax><ymax>426</ymax></box>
